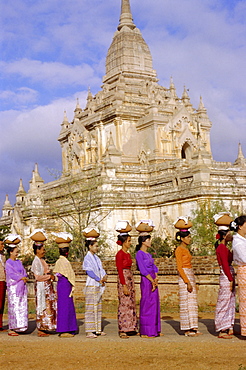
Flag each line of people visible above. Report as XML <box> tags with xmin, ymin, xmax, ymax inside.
<box><xmin>0</xmin><ymin>214</ymin><xmax>246</xmax><ymax>339</ymax></box>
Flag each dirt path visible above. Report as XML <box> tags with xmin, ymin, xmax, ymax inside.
<box><xmin>1</xmin><ymin>314</ymin><xmax>246</xmax><ymax>370</ymax></box>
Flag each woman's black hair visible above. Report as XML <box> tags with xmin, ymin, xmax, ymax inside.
<box><xmin>33</xmin><ymin>242</ymin><xmax>44</xmax><ymax>255</ymax></box>
<box><xmin>175</xmin><ymin>230</ymin><xmax>190</xmax><ymax>242</ymax></box>
<box><xmin>85</xmin><ymin>239</ymin><xmax>98</xmax><ymax>249</ymax></box>
<box><xmin>230</xmin><ymin>215</ymin><xmax>246</xmax><ymax>232</ymax></box>
<box><xmin>135</xmin><ymin>235</ymin><xmax>151</xmax><ymax>252</ymax></box>
<box><xmin>59</xmin><ymin>247</ymin><xmax>69</xmax><ymax>256</ymax></box>
<box><xmin>117</xmin><ymin>234</ymin><xmax>130</xmax><ymax>246</ymax></box>
<box><xmin>214</xmin><ymin>229</ymin><xmax>229</xmax><ymax>249</ymax></box>
<box><xmin>6</xmin><ymin>246</ymin><xmax>17</xmax><ymax>255</ymax></box>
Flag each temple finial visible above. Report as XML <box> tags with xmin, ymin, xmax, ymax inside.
<box><xmin>118</xmin><ymin>0</ymin><xmax>136</xmax><ymax>31</ymax></box>
<box><xmin>234</xmin><ymin>143</ymin><xmax>246</xmax><ymax>166</ymax></box>
<box><xmin>198</xmin><ymin>96</ymin><xmax>205</xmax><ymax>111</ymax></box>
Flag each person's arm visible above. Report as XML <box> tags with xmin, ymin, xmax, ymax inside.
<box><xmin>136</xmin><ymin>252</ymin><xmax>156</xmax><ymax>291</ymax></box>
<box><xmin>116</xmin><ymin>251</ymin><xmax>126</xmax><ymax>285</ymax></box>
<box><xmin>175</xmin><ymin>248</ymin><xmax>192</xmax><ymax>292</ymax></box>
<box><xmin>86</xmin><ymin>270</ymin><xmax>100</xmax><ymax>282</ymax></box>
<box><xmin>218</xmin><ymin>245</ymin><xmax>233</xmax><ymax>281</ymax></box>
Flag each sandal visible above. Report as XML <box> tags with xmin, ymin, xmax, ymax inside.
<box><xmin>140</xmin><ymin>335</ymin><xmax>155</xmax><ymax>338</ymax></box>
<box><xmin>59</xmin><ymin>333</ymin><xmax>74</xmax><ymax>338</ymax></box>
<box><xmin>8</xmin><ymin>331</ymin><xmax>19</xmax><ymax>336</ymax></box>
<box><xmin>86</xmin><ymin>333</ymin><xmax>97</xmax><ymax>339</ymax></box>
<box><xmin>218</xmin><ymin>332</ymin><xmax>232</xmax><ymax>339</ymax></box>
<box><xmin>195</xmin><ymin>331</ymin><xmax>203</xmax><ymax>336</ymax></box>
<box><xmin>185</xmin><ymin>331</ymin><xmax>198</xmax><ymax>337</ymax></box>
<box><xmin>119</xmin><ymin>332</ymin><xmax>129</xmax><ymax>339</ymax></box>
<box><xmin>38</xmin><ymin>330</ymin><xmax>49</xmax><ymax>337</ymax></box>
<box><xmin>99</xmin><ymin>332</ymin><xmax>107</xmax><ymax>336</ymax></box>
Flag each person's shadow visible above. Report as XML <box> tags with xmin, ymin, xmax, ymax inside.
<box><xmin>162</xmin><ymin>317</ymin><xmax>183</xmax><ymax>335</ymax></box>
<box><xmin>198</xmin><ymin>318</ymin><xmax>216</xmax><ymax>335</ymax></box>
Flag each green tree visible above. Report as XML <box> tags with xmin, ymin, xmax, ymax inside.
<box><xmin>148</xmin><ymin>236</ymin><xmax>175</xmax><ymax>258</ymax></box>
<box><xmin>191</xmin><ymin>200</ymin><xmax>233</xmax><ymax>255</ymax></box>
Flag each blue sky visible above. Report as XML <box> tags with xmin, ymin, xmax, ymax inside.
<box><xmin>0</xmin><ymin>0</ymin><xmax>246</xmax><ymax>207</ymax></box>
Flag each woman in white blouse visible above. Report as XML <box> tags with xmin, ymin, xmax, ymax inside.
<box><xmin>230</xmin><ymin>215</ymin><xmax>246</xmax><ymax>336</ymax></box>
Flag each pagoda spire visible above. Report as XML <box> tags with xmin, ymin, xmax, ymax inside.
<box><xmin>2</xmin><ymin>194</ymin><xmax>13</xmax><ymax>218</ymax></box>
<box><xmin>118</xmin><ymin>0</ymin><xmax>136</xmax><ymax>31</ymax></box>
<box><xmin>198</xmin><ymin>96</ymin><xmax>205</xmax><ymax>111</ymax></box>
<box><xmin>16</xmin><ymin>179</ymin><xmax>26</xmax><ymax>204</ymax></box>
<box><xmin>74</xmin><ymin>97</ymin><xmax>82</xmax><ymax>117</ymax></box>
<box><xmin>234</xmin><ymin>143</ymin><xmax>246</xmax><ymax>166</ymax></box>
<box><xmin>29</xmin><ymin>163</ymin><xmax>44</xmax><ymax>192</ymax></box>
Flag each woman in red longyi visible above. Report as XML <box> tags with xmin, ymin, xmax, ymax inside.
<box><xmin>115</xmin><ymin>231</ymin><xmax>137</xmax><ymax>339</ymax></box>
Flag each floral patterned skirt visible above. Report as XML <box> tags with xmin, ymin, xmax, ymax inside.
<box><xmin>35</xmin><ymin>281</ymin><xmax>57</xmax><ymax>331</ymax></box>
<box><xmin>117</xmin><ymin>269</ymin><xmax>137</xmax><ymax>333</ymax></box>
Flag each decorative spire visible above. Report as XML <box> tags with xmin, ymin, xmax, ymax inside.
<box><xmin>74</xmin><ymin>98</ymin><xmax>82</xmax><ymax>117</ymax></box>
<box><xmin>16</xmin><ymin>179</ymin><xmax>26</xmax><ymax>195</ymax></box>
<box><xmin>102</xmin><ymin>132</ymin><xmax>122</xmax><ymax>167</ymax></box>
<box><xmin>29</xmin><ymin>163</ymin><xmax>44</xmax><ymax>191</ymax></box>
<box><xmin>118</xmin><ymin>0</ymin><xmax>136</xmax><ymax>31</ymax></box>
<box><xmin>3</xmin><ymin>194</ymin><xmax>12</xmax><ymax>209</ymax></box>
<box><xmin>169</xmin><ymin>76</ymin><xmax>178</xmax><ymax>100</ymax></box>
<box><xmin>198</xmin><ymin>96</ymin><xmax>206</xmax><ymax>111</ymax></box>
<box><xmin>16</xmin><ymin>179</ymin><xmax>26</xmax><ymax>204</ymax></box>
<box><xmin>2</xmin><ymin>194</ymin><xmax>13</xmax><ymax>218</ymax></box>
<box><xmin>61</xmin><ymin>110</ymin><xmax>69</xmax><ymax>129</ymax></box>
<box><xmin>107</xmin><ymin>132</ymin><xmax>121</xmax><ymax>156</ymax></box>
<box><xmin>63</xmin><ymin>110</ymin><xmax>69</xmax><ymax>124</ymax></box>
<box><xmin>87</xmin><ymin>87</ymin><xmax>93</xmax><ymax>102</ymax></box>
<box><xmin>182</xmin><ymin>86</ymin><xmax>190</xmax><ymax>101</ymax></box>
<box><xmin>234</xmin><ymin>143</ymin><xmax>246</xmax><ymax>167</ymax></box>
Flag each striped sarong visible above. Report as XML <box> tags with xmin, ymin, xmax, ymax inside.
<box><xmin>117</xmin><ymin>269</ymin><xmax>137</xmax><ymax>332</ymax></box>
<box><xmin>85</xmin><ymin>286</ymin><xmax>102</xmax><ymax>334</ymax></box>
<box><xmin>215</xmin><ymin>266</ymin><xmax>235</xmax><ymax>332</ymax></box>
<box><xmin>178</xmin><ymin>268</ymin><xmax>198</xmax><ymax>331</ymax></box>
<box><xmin>237</xmin><ymin>265</ymin><xmax>246</xmax><ymax>336</ymax></box>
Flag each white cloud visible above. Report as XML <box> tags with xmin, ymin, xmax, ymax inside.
<box><xmin>0</xmin><ymin>87</ymin><xmax>38</xmax><ymax>108</ymax></box>
<box><xmin>0</xmin><ymin>59</ymin><xmax>101</xmax><ymax>88</ymax></box>
<box><xmin>0</xmin><ymin>91</ymin><xmax>87</xmax><ymax>204</ymax></box>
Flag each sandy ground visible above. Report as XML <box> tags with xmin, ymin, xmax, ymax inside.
<box><xmin>1</xmin><ymin>313</ymin><xmax>246</xmax><ymax>370</ymax></box>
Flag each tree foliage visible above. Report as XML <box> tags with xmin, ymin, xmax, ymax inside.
<box><xmin>191</xmin><ymin>200</ymin><xmax>234</xmax><ymax>255</ymax></box>
<box><xmin>44</xmin><ymin>170</ymin><xmax>112</xmax><ymax>261</ymax></box>
<box><xmin>148</xmin><ymin>236</ymin><xmax>176</xmax><ymax>258</ymax></box>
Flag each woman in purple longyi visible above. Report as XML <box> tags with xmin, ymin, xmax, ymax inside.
<box><xmin>53</xmin><ymin>233</ymin><xmax>78</xmax><ymax>338</ymax></box>
<box><xmin>5</xmin><ymin>236</ymin><xmax>28</xmax><ymax>336</ymax></box>
<box><xmin>135</xmin><ymin>234</ymin><xmax>161</xmax><ymax>338</ymax></box>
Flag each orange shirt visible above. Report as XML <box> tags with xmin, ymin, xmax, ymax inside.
<box><xmin>175</xmin><ymin>245</ymin><xmax>192</xmax><ymax>284</ymax></box>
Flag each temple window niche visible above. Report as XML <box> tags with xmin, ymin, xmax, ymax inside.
<box><xmin>181</xmin><ymin>142</ymin><xmax>192</xmax><ymax>159</ymax></box>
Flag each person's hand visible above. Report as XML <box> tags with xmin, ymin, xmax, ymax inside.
<box><xmin>187</xmin><ymin>281</ymin><xmax>193</xmax><ymax>293</ymax></box>
<box><xmin>151</xmin><ymin>280</ymin><xmax>157</xmax><ymax>292</ymax></box>
<box><xmin>154</xmin><ymin>278</ymin><xmax>158</xmax><ymax>286</ymax></box>
<box><xmin>230</xmin><ymin>280</ymin><xmax>235</xmax><ymax>292</ymax></box>
<box><xmin>49</xmin><ymin>274</ymin><xmax>55</xmax><ymax>281</ymax></box>
<box><xmin>102</xmin><ymin>275</ymin><xmax>107</xmax><ymax>283</ymax></box>
<box><xmin>21</xmin><ymin>277</ymin><xmax>28</xmax><ymax>283</ymax></box>
<box><xmin>123</xmin><ymin>285</ymin><xmax>130</xmax><ymax>296</ymax></box>
<box><xmin>99</xmin><ymin>279</ymin><xmax>105</xmax><ymax>287</ymax></box>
